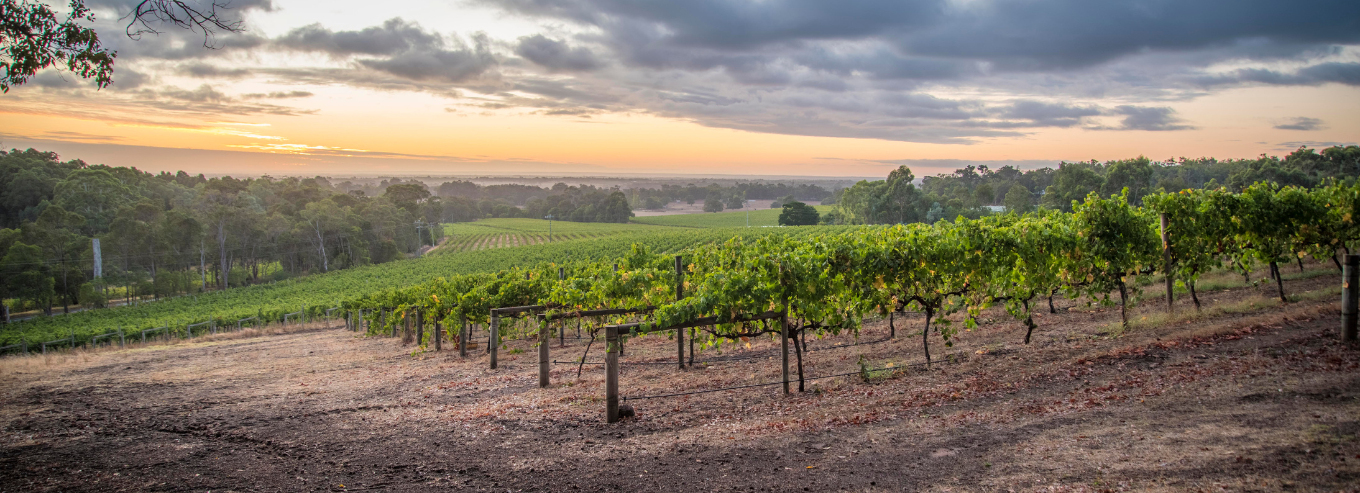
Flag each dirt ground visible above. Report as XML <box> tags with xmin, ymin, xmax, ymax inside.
<box><xmin>1</xmin><ymin>268</ymin><xmax>1357</xmax><ymax>492</ymax></box>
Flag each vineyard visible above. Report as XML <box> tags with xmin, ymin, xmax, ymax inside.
<box><xmin>631</xmin><ymin>205</ymin><xmax>834</xmax><ymax>228</ymax></box>
<box><xmin>0</xmin><ymin>226</ymin><xmax>845</xmax><ymax>349</ymax></box>
<box><xmin>6</xmin><ymin>182</ymin><xmax>1358</xmax><ymax>369</ymax></box>
<box><xmin>432</xmin><ymin>219</ymin><xmax>678</xmax><ymax>254</ymax></box>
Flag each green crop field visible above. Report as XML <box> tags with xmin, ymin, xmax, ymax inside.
<box><xmin>630</xmin><ymin>206</ymin><xmax>834</xmax><ymax>228</ymax></box>
<box><xmin>434</xmin><ymin>219</ymin><xmax>680</xmax><ymax>254</ymax></box>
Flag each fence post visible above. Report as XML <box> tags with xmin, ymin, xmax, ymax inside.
<box><xmin>675</xmin><ymin>255</ymin><xmax>685</xmax><ymax>369</ymax></box>
<box><xmin>415</xmin><ymin>309</ymin><xmax>424</xmax><ymax>346</ymax></box>
<box><xmin>118</xmin><ymin>326</ymin><xmax>124</xmax><ymax>347</ymax></box>
<box><xmin>435</xmin><ymin>320</ymin><xmax>442</xmax><ymax>351</ymax></box>
<box><xmin>539</xmin><ymin>316</ymin><xmax>550</xmax><ymax>388</ymax></box>
<box><xmin>459</xmin><ymin>314</ymin><xmax>469</xmax><ymax>358</ymax></box>
<box><xmin>559</xmin><ymin>267</ymin><xmax>566</xmax><ymax>347</ymax></box>
<box><xmin>1161</xmin><ymin>213</ymin><xmax>1174</xmax><ymax>314</ymax></box>
<box><xmin>606</xmin><ymin>324</ymin><xmax>619</xmax><ymax>423</ymax></box>
<box><xmin>781</xmin><ymin>304</ymin><xmax>790</xmax><ymax>395</ymax></box>
<box><xmin>1344</xmin><ymin>255</ymin><xmax>1359</xmax><ymax>341</ymax></box>
<box><xmin>490</xmin><ymin>311</ymin><xmax>500</xmax><ymax>369</ymax></box>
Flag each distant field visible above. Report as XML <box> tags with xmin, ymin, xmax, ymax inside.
<box><xmin>435</xmin><ymin>219</ymin><xmax>674</xmax><ymax>254</ymax></box>
<box><xmin>630</xmin><ymin>205</ymin><xmax>834</xmax><ymax>228</ymax></box>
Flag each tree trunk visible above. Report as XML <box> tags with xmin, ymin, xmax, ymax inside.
<box><xmin>888</xmin><ymin>310</ymin><xmax>895</xmax><ymax>338</ymax></box>
<box><xmin>1271</xmin><ymin>261</ymin><xmax>1287</xmax><ymax>302</ymax></box>
<box><xmin>1117</xmin><ymin>279</ymin><xmax>1129</xmax><ymax>328</ymax></box>
<box><xmin>1188</xmin><ymin>278</ymin><xmax>1202</xmax><ymax>310</ymax></box>
<box><xmin>1022</xmin><ymin>298</ymin><xmax>1036</xmax><ymax>344</ymax></box>
<box><xmin>218</xmin><ymin>221</ymin><xmax>228</xmax><ymax>290</ymax></box>
<box><xmin>1334</xmin><ymin>253</ymin><xmax>1344</xmax><ymax>272</ymax></box>
<box><xmin>1297</xmin><ymin>257</ymin><xmax>1304</xmax><ymax>273</ymax></box>
<box><xmin>1048</xmin><ymin>292</ymin><xmax>1057</xmax><ymax>314</ymax></box>
<box><xmin>922</xmin><ymin>306</ymin><xmax>933</xmax><ymax>367</ymax></box>
<box><xmin>577</xmin><ymin>330</ymin><xmax>596</xmax><ymax>379</ymax></box>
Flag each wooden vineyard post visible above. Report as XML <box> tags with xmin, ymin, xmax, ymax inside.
<box><xmin>559</xmin><ymin>267</ymin><xmax>566</xmax><ymax>347</ymax></box>
<box><xmin>605</xmin><ymin>324</ymin><xmax>620</xmax><ymax>423</ymax></box>
<box><xmin>1161</xmin><ymin>213</ymin><xmax>1173</xmax><ymax>314</ymax></box>
<box><xmin>675</xmin><ymin>255</ymin><xmax>685</xmax><ymax>370</ymax></box>
<box><xmin>539</xmin><ymin>317</ymin><xmax>550</xmax><ymax>388</ymax></box>
<box><xmin>781</xmin><ymin>303</ymin><xmax>790</xmax><ymax>395</ymax></box>
<box><xmin>415</xmin><ymin>309</ymin><xmax>424</xmax><ymax>346</ymax></box>
<box><xmin>434</xmin><ymin>320</ymin><xmax>442</xmax><ymax>351</ymax></box>
<box><xmin>490</xmin><ymin>310</ymin><xmax>500</xmax><ymax>369</ymax></box>
<box><xmin>459</xmin><ymin>314</ymin><xmax>469</xmax><ymax>357</ymax></box>
<box><xmin>1344</xmin><ymin>255</ymin><xmax>1359</xmax><ymax>341</ymax></box>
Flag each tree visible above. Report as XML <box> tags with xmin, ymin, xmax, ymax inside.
<box><xmin>724</xmin><ymin>191</ymin><xmax>745</xmax><ymax>210</ymax></box>
<box><xmin>0</xmin><ymin>241</ymin><xmax>54</xmax><ymax>314</ymax></box>
<box><xmin>703</xmin><ymin>197</ymin><xmax>724</xmax><ymax>213</ymax></box>
<box><xmin>1003</xmin><ymin>184</ymin><xmax>1033</xmax><ymax>214</ymax></box>
<box><xmin>2</xmin><ymin>0</ymin><xmax>247</xmax><ymax>91</ymax></box>
<box><xmin>383</xmin><ymin>183</ymin><xmax>431</xmax><ymax>215</ymax></box>
<box><xmin>1103</xmin><ymin>156</ymin><xmax>1155</xmax><ymax>204</ymax></box>
<box><xmin>778</xmin><ymin>201</ymin><xmax>819</xmax><ymax>226</ymax></box>
<box><xmin>54</xmin><ymin>168</ymin><xmax>131</xmax><ymax>235</ymax></box>
<box><xmin>1042</xmin><ymin>162</ymin><xmax>1106</xmax><ymax>212</ymax></box>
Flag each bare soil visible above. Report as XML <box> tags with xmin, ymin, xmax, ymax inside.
<box><xmin>1</xmin><ymin>269</ymin><xmax>1357</xmax><ymax>492</ymax></box>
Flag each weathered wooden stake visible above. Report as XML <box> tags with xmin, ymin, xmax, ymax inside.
<box><xmin>606</xmin><ymin>324</ymin><xmax>620</xmax><ymax>423</ymax></box>
<box><xmin>1344</xmin><ymin>255</ymin><xmax>1359</xmax><ymax>341</ymax></box>
<box><xmin>459</xmin><ymin>314</ymin><xmax>469</xmax><ymax>357</ymax></box>
<box><xmin>539</xmin><ymin>318</ymin><xmax>550</xmax><ymax>388</ymax></box>
<box><xmin>675</xmin><ymin>255</ymin><xmax>685</xmax><ymax>369</ymax></box>
<box><xmin>781</xmin><ymin>305</ymin><xmax>790</xmax><ymax>395</ymax></box>
<box><xmin>415</xmin><ymin>309</ymin><xmax>424</xmax><ymax>346</ymax></box>
<box><xmin>559</xmin><ymin>267</ymin><xmax>566</xmax><ymax>347</ymax></box>
<box><xmin>434</xmin><ymin>320</ymin><xmax>442</xmax><ymax>351</ymax></box>
<box><xmin>1161</xmin><ymin>213</ymin><xmax>1174</xmax><ymax>314</ymax></box>
<box><xmin>490</xmin><ymin>312</ymin><xmax>500</xmax><ymax>369</ymax></box>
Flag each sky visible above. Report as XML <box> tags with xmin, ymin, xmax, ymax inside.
<box><xmin>1</xmin><ymin>0</ymin><xmax>1358</xmax><ymax>178</ymax></box>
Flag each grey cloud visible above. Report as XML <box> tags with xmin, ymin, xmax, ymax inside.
<box><xmin>1000</xmin><ymin>100</ymin><xmax>1102</xmax><ymax>127</ymax></box>
<box><xmin>481</xmin><ymin>0</ymin><xmax>1360</xmax><ymax>73</ymax></box>
<box><xmin>160</xmin><ymin>84</ymin><xmax>231</xmax><ymax>102</ymax></box>
<box><xmin>41</xmin><ymin>130</ymin><xmax>126</xmax><ymax>143</ymax></box>
<box><xmin>1110</xmin><ymin>105</ymin><xmax>1193</xmax><ymax>131</ymax></box>
<box><xmin>1274</xmin><ymin>117</ymin><xmax>1326</xmax><ymax>131</ymax></box>
<box><xmin>485</xmin><ymin>0</ymin><xmax>938</xmax><ymax>50</ymax></box>
<box><xmin>178</xmin><ymin>62</ymin><xmax>253</xmax><ymax>79</ymax></box>
<box><xmin>516</xmin><ymin>35</ymin><xmax>602</xmax><ymax>72</ymax></box>
<box><xmin>275</xmin><ymin>18</ymin><xmax>441</xmax><ymax>56</ymax></box>
<box><xmin>1277</xmin><ymin>141</ymin><xmax>1355</xmax><ymax>150</ymax></box>
<box><xmin>242</xmin><ymin>91</ymin><xmax>314</xmax><ymax>99</ymax></box>
<box><xmin>273</xmin><ymin>19</ymin><xmax>497</xmax><ymax>84</ymax></box>
<box><xmin>32</xmin><ymin>71</ymin><xmax>80</xmax><ymax>89</ymax></box>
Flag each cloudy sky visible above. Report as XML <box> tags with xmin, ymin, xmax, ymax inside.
<box><xmin>2</xmin><ymin>0</ymin><xmax>1357</xmax><ymax>177</ymax></box>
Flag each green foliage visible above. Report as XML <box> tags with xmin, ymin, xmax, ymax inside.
<box><xmin>1004</xmin><ymin>183</ymin><xmax>1033</xmax><ymax>214</ymax></box>
<box><xmin>0</xmin><ymin>0</ymin><xmax>115</xmax><ymax>92</ymax></box>
<box><xmin>777</xmin><ymin>201</ymin><xmax>820</xmax><ymax>226</ymax></box>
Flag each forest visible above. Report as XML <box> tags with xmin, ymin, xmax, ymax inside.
<box><xmin>0</xmin><ymin>149</ymin><xmax>447</xmax><ymax>316</ymax></box>
<box><xmin>830</xmin><ymin>145</ymin><xmax>1360</xmax><ymax>225</ymax></box>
